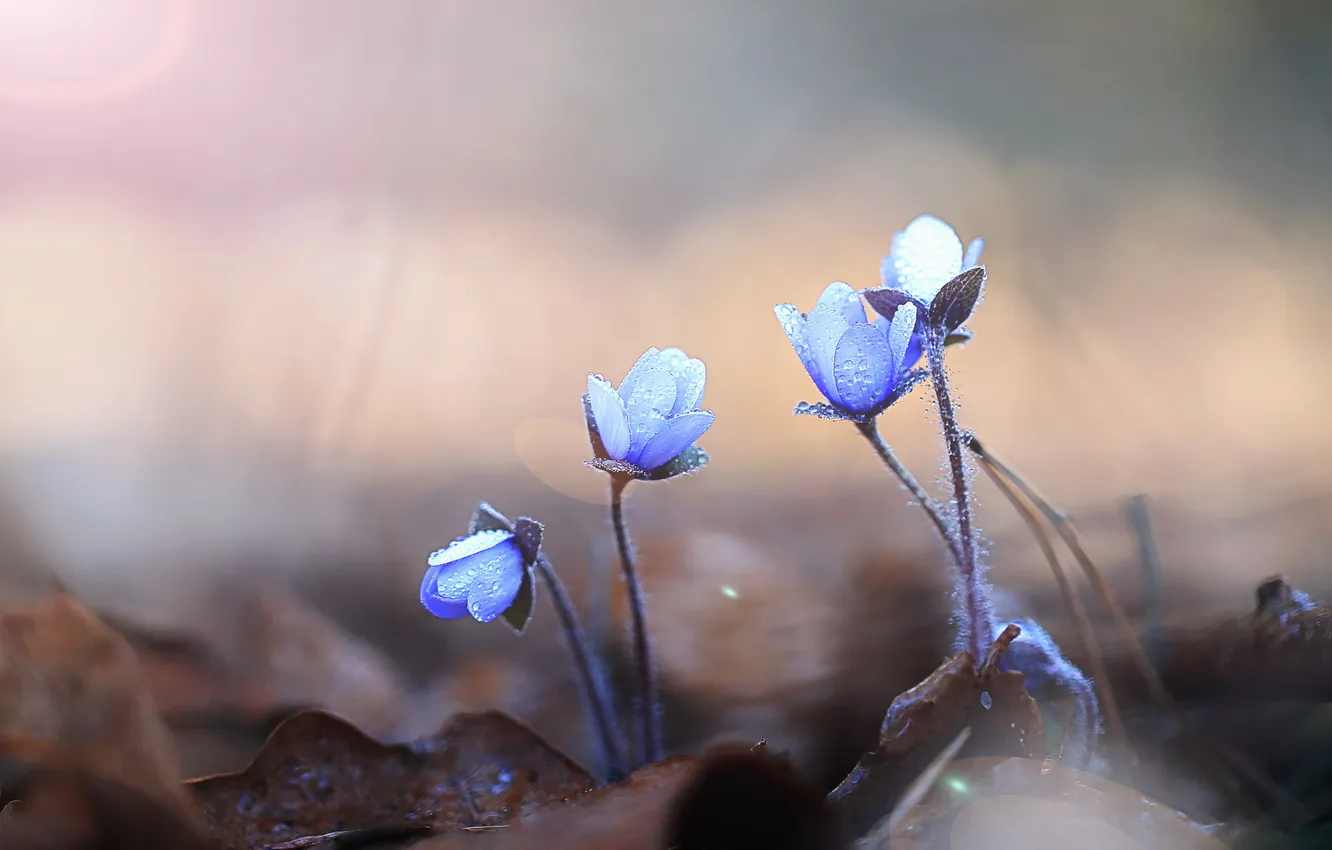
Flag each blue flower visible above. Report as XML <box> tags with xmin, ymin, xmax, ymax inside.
<box><xmin>421</xmin><ymin>529</ymin><xmax>528</xmax><ymax>624</ymax></box>
<box><xmin>775</xmin><ymin>281</ymin><xmax>924</xmax><ymax>418</ymax></box>
<box><xmin>585</xmin><ymin>347</ymin><xmax>715</xmax><ymax>478</ymax></box>
<box><xmin>866</xmin><ymin>215</ymin><xmax>987</xmax><ymax>344</ymax></box>
<box><xmin>879</xmin><ymin>214</ymin><xmax>985</xmax><ymax>305</ymax></box>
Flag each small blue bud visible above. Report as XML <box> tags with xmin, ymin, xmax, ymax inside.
<box><xmin>420</xmin><ymin>529</ymin><xmax>528</xmax><ymax>625</ymax></box>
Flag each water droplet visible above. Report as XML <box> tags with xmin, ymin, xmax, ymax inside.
<box><xmin>980</xmin><ymin>691</ymin><xmax>992</xmax><ymax>710</ymax></box>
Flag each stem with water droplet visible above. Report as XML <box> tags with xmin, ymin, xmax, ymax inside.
<box><xmin>533</xmin><ymin>553</ymin><xmax>627</xmax><ymax>780</ymax></box>
<box><xmin>609</xmin><ymin>475</ymin><xmax>661</xmax><ymax>765</ymax></box>
<box><xmin>924</xmin><ymin>328</ymin><xmax>995</xmax><ymax>660</ymax></box>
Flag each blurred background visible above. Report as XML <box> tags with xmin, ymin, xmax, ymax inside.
<box><xmin>1</xmin><ymin>0</ymin><xmax>1331</xmax><ymax>785</ymax></box>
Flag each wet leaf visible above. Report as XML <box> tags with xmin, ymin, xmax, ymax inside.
<box><xmin>510</xmin><ymin>517</ymin><xmax>544</xmax><ymax>566</ymax></box>
<box><xmin>469</xmin><ymin>502</ymin><xmax>514</xmax><ymax>535</ymax></box>
<box><xmin>189</xmin><ymin>709</ymin><xmax>598</xmax><ymax>850</ymax></box>
<box><xmin>644</xmin><ymin>445</ymin><xmax>709</xmax><ymax>480</ymax></box>
<box><xmin>861</xmin><ymin>287</ymin><xmax>920</xmax><ymax>323</ymax></box>
<box><xmin>927</xmin><ymin>267</ymin><xmax>985</xmax><ymax>332</ymax></box>
<box><xmin>944</xmin><ymin>328</ymin><xmax>973</xmax><ymax>347</ymax></box>
<box><xmin>412</xmin><ymin>757</ymin><xmax>698</xmax><ymax>850</ymax></box>
<box><xmin>500</xmin><ymin>568</ymin><xmax>536</xmax><ymax>635</ymax></box>
<box><xmin>830</xmin><ymin>625</ymin><xmax>1044</xmax><ymax>837</ymax></box>
<box><xmin>885</xmin><ymin>756</ymin><xmax>1229</xmax><ymax>850</ymax></box>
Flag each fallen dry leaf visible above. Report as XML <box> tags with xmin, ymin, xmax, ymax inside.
<box><xmin>1141</xmin><ymin>577</ymin><xmax>1332</xmax><ymax>704</ymax></box>
<box><xmin>412</xmin><ymin>757</ymin><xmax>698</xmax><ymax>850</ymax></box>
<box><xmin>417</xmin><ymin>743</ymin><xmax>843</xmax><ymax>850</ymax></box>
<box><xmin>189</xmin><ymin>708</ymin><xmax>599</xmax><ymax>849</ymax></box>
<box><xmin>239</xmin><ymin>589</ymin><xmax>411</xmax><ymax>740</ymax></box>
<box><xmin>102</xmin><ymin>609</ymin><xmax>302</xmax><ymax>729</ymax></box>
<box><xmin>0</xmin><ymin>741</ymin><xmax>211</xmax><ymax>850</ymax></box>
<box><xmin>830</xmin><ymin>625</ymin><xmax>1044</xmax><ymax>837</ymax></box>
<box><xmin>0</xmin><ymin>592</ymin><xmax>204</xmax><ymax>834</ymax></box>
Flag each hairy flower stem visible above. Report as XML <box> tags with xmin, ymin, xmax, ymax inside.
<box><xmin>608</xmin><ymin>476</ymin><xmax>660</xmax><ymax>766</ymax></box>
<box><xmin>925</xmin><ymin>331</ymin><xmax>994</xmax><ymax>660</ymax></box>
<box><xmin>855</xmin><ymin>418</ymin><xmax>964</xmax><ymax>570</ymax></box>
<box><xmin>534</xmin><ymin>554</ymin><xmax>627</xmax><ymax>780</ymax></box>
<box><xmin>974</xmin><ymin>461</ymin><xmax>1122</xmax><ymax>758</ymax></box>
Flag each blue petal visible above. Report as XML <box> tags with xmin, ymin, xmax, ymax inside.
<box><xmin>617</xmin><ymin>347</ymin><xmax>663</xmax><ymax>402</ymax></box>
<box><xmin>588</xmin><ymin>375</ymin><xmax>631</xmax><ymax>460</ymax></box>
<box><xmin>623</xmin><ymin>366</ymin><xmax>677</xmax><ymax>459</ymax></box>
<box><xmin>964</xmin><ymin>237</ymin><xmax>986</xmax><ymax>269</ymax></box>
<box><xmin>427</xmin><ymin>529</ymin><xmax>514</xmax><ymax>569</ymax></box>
<box><xmin>802</xmin><ymin>306</ymin><xmax>851</xmax><ymax>406</ymax></box>
<box><xmin>815</xmin><ymin>281</ymin><xmax>867</xmax><ymax>326</ymax></box>
<box><xmin>887</xmin><ymin>301</ymin><xmax>918</xmax><ymax>377</ymax></box>
<box><xmin>624</xmin><ymin>365</ymin><xmax>677</xmax><ymax>418</ymax></box>
<box><xmin>635</xmin><ymin>410</ymin><xmax>715</xmax><ymax>471</ymax></box>
<box><xmin>658</xmin><ymin>347</ymin><xmax>706</xmax><ymax>414</ymax></box>
<box><xmin>892</xmin><ymin>215</ymin><xmax>963</xmax><ymax>303</ymax></box>
<box><xmin>832</xmin><ymin>324</ymin><xmax>894</xmax><ymax>413</ymax></box>
<box><xmin>420</xmin><ymin>565</ymin><xmax>470</xmax><ymax>619</ymax></box>
<box><xmin>623</xmin><ymin>409</ymin><xmax>665</xmax><ymax>467</ymax></box>
<box><xmin>901</xmin><ymin>331</ymin><xmax>924</xmax><ymax>372</ymax></box>
<box><xmin>464</xmin><ymin>543</ymin><xmax>526</xmax><ymax>623</ymax></box>
<box><xmin>776</xmin><ymin>303</ymin><xmax>818</xmax><ymax>384</ymax></box>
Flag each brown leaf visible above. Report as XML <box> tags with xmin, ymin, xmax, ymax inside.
<box><xmin>1091</xmin><ymin>577</ymin><xmax>1332</xmax><ymax>706</ymax></box>
<box><xmin>0</xmin><ymin>741</ymin><xmax>212</xmax><ymax>850</ymax></box>
<box><xmin>883</xmin><ymin>756</ymin><xmax>1228</xmax><ymax>850</ymax></box>
<box><xmin>189</xmin><ymin>709</ymin><xmax>599</xmax><ymax>850</ymax></box>
<box><xmin>0</xmin><ymin>593</ymin><xmax>204</xmax><ymax>832</ymax></box>
<box><xmin>830</xmin><ymin>625</ymin><xmax>1044</xmax><ymax>837</ymax></box>
<box><xmin>414</xmin><ymin>746</ymin><xmax>842</xmax><ymax>850</ymax></box>
<box><xmin>411</xmin><ymin>757</ymin><xmax>698</xmax><ymax>850</ymax></box>
<box><xmin>102</xmin><ymin>610</ymin><xmax>300</xmax><ymax>729</ymax></box>
<box><xmin>239</xmin><ymin>590</ymin><xmax>411</xmax><ymax>740</ymax></box>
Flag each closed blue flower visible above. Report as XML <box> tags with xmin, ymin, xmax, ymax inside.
<box><xmin>879</xmin><ymin>214</ymin><xmax>985</xmax><ymax>305</ymax></box>
<box><xmin>775</xmin><ymin>281</ymin><xmax>923</xmax><ymax>417</ymax></box>
<box><xmin>420</xmin><ymin>529</ymin><xmax>526</xmax><ymax>623</ymax></box>
<box><xmin>586</xmin><ymin>347</ymin><xmax>715</xmax><ymax>474</ymax></box>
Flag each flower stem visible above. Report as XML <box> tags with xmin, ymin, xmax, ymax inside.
<box><xmin>854</xmin><ymin>418</ymin><xmax>964</xmax><ymax>570</ymax></box>
<box><xmin>974</xmin><ymin>458</ymin><xmax>1121</xmax><ymax>759</ymax></box>
<box><xmin>924</xmin><ymin>330</ymin><xmax>994</xmax><ymax>660</ymax></box>
<box><xmin>533</xmin><ymin>553</ymin><xmax>628</xmax><ymax>780</ymax></box>
<box><xmin>608</xmin><ymin>476</ymin><xmax>660</xmax><ymax>765</ymax></box>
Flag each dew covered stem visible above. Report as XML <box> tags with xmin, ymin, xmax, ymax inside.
<box><xmin>608</xmin><ymin>475</ymin><xmax>661</xmax><ymax>765</ymax></box>
<box><xmin>533</xmin><ymin>553</ymin><xmax>627</xmax><ymax>780</ymax></box>
<box><xmin>924</xmin><ymin>330</ymin><xmax>995</xmax><ymax>660</ymax></box>
<box><xmin>854</xmin><ymin>418</ymin><xmax>964</xmax><ymax>570</ymax></box>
